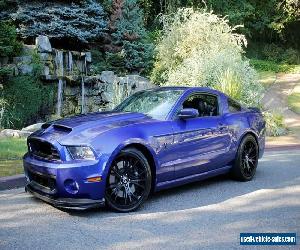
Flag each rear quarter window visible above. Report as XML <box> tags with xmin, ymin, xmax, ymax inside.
<box><xmin>228</xmin><ymin>98</ymin><xmax>242</xmax><ymax>113</ymax></box>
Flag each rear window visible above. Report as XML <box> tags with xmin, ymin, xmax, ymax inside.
<box><xmin>228</xmin><ymin>98</ymin><xmax>242</xmax><ymax>113</ymax></box>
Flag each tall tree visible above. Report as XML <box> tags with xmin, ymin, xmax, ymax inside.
<box><xmin>107</xmin><ymin>0</ymin><xmax>154</xmax><ymax>72</ymax></box>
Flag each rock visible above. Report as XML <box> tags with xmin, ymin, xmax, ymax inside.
<box><xmin>41</xmin><ymin>75</ymin><xmax>58</xmax><ymax>81</ymax></box>
<box><xmin>43</xmin><ymin>66</ymin><xmax>50</xmax><ymax>76</ymax></box>
<box><xmin>13</xmin><ymin>56</ymin><xmax>32</xmax><ymax>64</ymax></box>
<box><xmin>0</xmin><ymin>129</ymin><xmax>31</xmax><ymax>138</ymax></box>
<box><xmin>22</xmin><ymin>123</ymin><xmax>43</xmax><ymax>132</ymax></box>
<box><xmin>119</xmin><ymin>75</ymin><xmax>154</xmax><ymax>92</ymax></box>
<box><xmin>64</xmin><ymin>86</ymin><xmax>80</xmax><ymax>96</ymax></box>
<box><xmin>100</xmin><ymin>71</ymin><xmax>118</xmax><ymax>84</ymax></box>
<box><xmin>39</xmin><ymin>53</ymin><xmax>52</xmax><ymax>61</ymax></box>
<box><xmin>65</xmin><ymin>75</ymin><xmax>80</xmax><ymax>83</ymax></box>
<box><xmin>35</xmin><ymin>35</ymin><xmax>52</xmax><ymax>53</ymax></box>
<box><xmin>100</xmin><ymin>91</ymin><xmax>112</xmax><ymax>103</ymax></box>
<box><xmin>72</xmin><ymin>51</ymin><xmax>81</xmax><ymax>58</ymax></box>
<box><xmin>22</xmin><ymin>45</ymin><xmax>35</xmax><ymax>55</ymax></box>
<box><xmin>17</xmin><ymin>64</ymin><xmax>33</xmax><ymax>75</ymax></box>
<box><xmin>85</xmin><ymin>52</ymin><xmax>92</xmax><ymax>62</ymax></box>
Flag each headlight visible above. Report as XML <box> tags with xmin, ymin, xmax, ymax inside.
<box><xmin>67</xmin><ymin>146</ymin><xmax>95</xmax><ymax>160</ymax></box>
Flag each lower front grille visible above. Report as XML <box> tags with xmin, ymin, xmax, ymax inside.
<box><xmin>28</xmin><ymin>138</ymin><xmax>60</xmax><ymax>161</ymax></box>
<box><xmin>27</xmin><ymin>169</ymin><xmax>56</xmax><ymax>193</ymax></box>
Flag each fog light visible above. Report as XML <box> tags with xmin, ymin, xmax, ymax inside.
<box><xmin>64</xmin><ymin>179</ymin><xmax>79</xmax><ymax>194</ymax></box>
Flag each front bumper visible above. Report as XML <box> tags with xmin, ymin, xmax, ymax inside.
<box><xmin>25</xmin><ymin>183</ymin><xmax>105</xmax><ymax>210</ymax></box>
<box><xmin>23</xmin><ymin>153</ymin><xmax>110</xmax><ymax>210</ymax></box>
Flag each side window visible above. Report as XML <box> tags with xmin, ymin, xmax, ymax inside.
<box><xmin>182</xmin><ymin>94</ymin><xmax>219</xmax><ymax>117</ymax></box>
<box><xmin>228</xmin><ymin>98</ymin><xmax>242</xmax><ymax>113</ymax></box>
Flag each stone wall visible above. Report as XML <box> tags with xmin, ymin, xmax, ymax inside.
<box><xmin>63</xmin><ymin>71</ymin><xmax>154</xmax><ymax>115</ymax></box>
<box><xmin>1</xmin><ymin>35</ymin><xmax>155</xmax><ymax>117</ymax></box>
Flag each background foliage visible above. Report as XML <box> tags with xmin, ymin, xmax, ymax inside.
<box><xmin>0</xmin><ymin>0</ymin><xmax>299</xmax><ymax>136</ymax></box>
<box><xmin>151</xmin><ymin>8</ymin><xmax>264</xmax><ymax>106</ymax></box>
<box><xmin>0</xmin><ymin>21</ymin><xmax>22</xmax><ymax>57</ymax></box>
<box><xmin>1</xmin><ymin>75</ymin><xmax>55</xmax><ymax>129</ymax></box>
<box><xmin>11</xmin><ymin>0</ymin><xmax>107</xmax><ymax>49</ymax></box>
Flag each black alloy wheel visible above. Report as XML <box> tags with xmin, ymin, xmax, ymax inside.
<box><xmin>231</xmin><ymin>134</ymin><xmax>259</xmax><ymax>181</ymax></box>
<box><xmin>105</xmin><ymin>148</ymin><xmax>152</xmax><ymax>212</ymax></box>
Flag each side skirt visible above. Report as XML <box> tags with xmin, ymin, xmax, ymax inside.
<box><xmin>155</xmin><ymin>165</ymin><xmax>232</xmax><ymax>192</ymax></box>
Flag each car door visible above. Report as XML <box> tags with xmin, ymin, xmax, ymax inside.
<box><xmin>170</xmin><ymin>93</ymin><xmax>232</xmax><ymax>179</ymax></box>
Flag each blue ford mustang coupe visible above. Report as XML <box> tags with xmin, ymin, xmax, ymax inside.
<box><xmin>24</xmin><ymin>87</ymin><xmax>265</xmax><ymax>212</ymax></box>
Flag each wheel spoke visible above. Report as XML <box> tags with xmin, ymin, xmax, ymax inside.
<box><xmin>241</xmin><ymin>140</ymin><xmax>258</xmax><ymax>178</ymax></box>
<box><xmin>131</xmin><ymin>181</ymin><xmax>145</xmax><ymax>189</ymax></box>
<box><xmin>106</xmin><ymin>153</ymin><xmax>149</xmax><ymax>210</ymax></box>
<box><xmin>111</xmin><ymin>165</ymin><xmax>122</xmax><ymax>178</ymax></box>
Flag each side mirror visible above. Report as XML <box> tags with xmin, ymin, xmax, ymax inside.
<box><xmin>178</xmin><ymin>108</ymin><xmax>199</xmax><ymax>119</ymax></box>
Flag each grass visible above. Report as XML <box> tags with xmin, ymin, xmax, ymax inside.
<box><xmin>0</xmin><ymin>138</ymin><xmax>27</xmax><ymax>177</ymax></box>
<box><xmin>258</xmin><ymin>71</ymin><xmax>276</xmax><ymax>88</ymax></box>
<box><xmin>288</xmin><ymin>85</ymin><xmax>300</xmax><ymax>114</ymax></box>
<box><xmin>250</xmin><ymin>59</ymin><xmax>300</xmax><ymax>74</ymax></box>
<box><xmin>0</xmin><ymin>160</ymin><xmax>23</xmax><ymax>177</ymax></box>
<box><xmin>0</xmin><ymin>138</ymin><xmax>27</xmax><ymax>160</ymax></box>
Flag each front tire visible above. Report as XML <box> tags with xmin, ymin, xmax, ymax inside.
<box><xmin>231</xmin><ymin>134</ymin><xmax>259</xmax><ymax>181</ymax></box>
<box><xmin>105</xmin><ymin>148</ymin><xmax>152</xmax><ymax>212</ymax></box>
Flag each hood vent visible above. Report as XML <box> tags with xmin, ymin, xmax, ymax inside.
<box><xmin>53</xmin><ymin>124</ymin><xmax>72</xmax><ymax>133</ymax></box>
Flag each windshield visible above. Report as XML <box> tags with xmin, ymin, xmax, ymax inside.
<box><xmin>114</xmin><ymin>89</ymin><xmax>184</xmax><ymax>120</ymax></box>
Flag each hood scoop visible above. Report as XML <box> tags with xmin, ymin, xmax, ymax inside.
<box><xmin>52</xmin><ymin>124</ymin><xmax>73</xmax><ymax>133</ymax></box>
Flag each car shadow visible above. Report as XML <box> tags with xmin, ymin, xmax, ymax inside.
<box><xmin>65</xmin><ymin>150</ymin><xmax>300</xmax><ymax>218</ymax></box>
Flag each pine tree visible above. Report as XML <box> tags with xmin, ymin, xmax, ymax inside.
<box><xmin>12</xmin><ymin>0</ymin><xmax>107</xmax><ymax>47</ymax></box>
<box><xmin>108</xmin><ymin>0</ymin><xmax>154</xmax><ymax>73</ymax></box>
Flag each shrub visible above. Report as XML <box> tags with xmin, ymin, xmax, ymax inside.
<box><xmin>263</xmin><ymin>111</ymin><xmax>286</xmax><ymax>136</ymax></box>
<box><xmin>0</xmin><ymin>21</ymin><xmax>22</xmax><ymax>57</ymax></box>
<box><xmin>151</xmin><ymin>8</ymin><xmax>263</xmax><ymax>107</ymax></box>
<box><xmin>1</xmin><ymin>76</ymin><xmax>55</xmax><ymax>129</ymax></box>
<box><xmin>262</xmin><ymin>43</ymin><xmax>284</xmax><ymax>62</ymax></box>
<box><xmin>249</xmin><ymin>59</ymin><xmax>300</xmax><ymax>73</ymax></box>
<box><xmin>281</xmin><ymin>48</ymin><xmax>300</xmax><ymax>65</ymax></box>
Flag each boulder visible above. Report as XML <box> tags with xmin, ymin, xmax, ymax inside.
<box><xmin>0</xmin><ymin>129</ymin><xmax>31</xmax><ymax>138</ymax></box>
<box><xmin>17</xmin><ymin>64</ymin><xmax>33</xmax><ymax>75</ymax></box>
<box><xmin>100</xmin><ymin>91</ymin><xmax>112</xmax><ymax>103</ymax></box>
<box><xmin>13</xmin><ymin>56</ymin><xmax>32</xmax><ymax>64</ymax></box>
<box><xmin>43</xmin><ymin>65</ymin><xmax>50</xmax><ymax>76</ymax></box>
<box><xmin>39</xmin><ymin>53</ymin><xmax>52</xmax><ymax>62</ymax></box>
<box><xmin>100</xmin><ymin>71</ymin><xmax>119</xmax><ymax>84</ymax></box>
<box><xmin>35</xmin><ymin>35</ymin><xmax>52</xmax><ymax>53</ymax></box>
<box><xmin>22</xmin><ymin>123</ymin><xmax>43</xmax><ymax>132</ymax></box>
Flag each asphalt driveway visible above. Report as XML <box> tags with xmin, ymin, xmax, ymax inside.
<box><xmin>0</xmin><ymin>149</ymin><xmax>299</xmax><ymax>249</ymax></box>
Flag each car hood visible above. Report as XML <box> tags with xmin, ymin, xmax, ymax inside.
<box><xmin>32</xmin><ymin>111</ymin><xmax>154</xmax><ymax>145</ymax></box>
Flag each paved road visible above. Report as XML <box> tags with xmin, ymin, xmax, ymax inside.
<box><xmin>0</xmin><ymin>150</ymin><xmax>299</xmax><ymax>250</ymax></box>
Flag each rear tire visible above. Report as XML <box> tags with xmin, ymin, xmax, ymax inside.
<box><xmin>105</xmin><ymin>148</ymin><xmax>152</xmax><ymax>212</ymax></box>
<box><xmin>231</xmin><ymin>134</ymin><xmax>258</xmax><ymax>181</ymax></box>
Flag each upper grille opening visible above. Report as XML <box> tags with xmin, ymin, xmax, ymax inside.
<box><xmin>28</xmin><ymin>138</ymin><xmax>60</xmax><ymax>161</ymax></box>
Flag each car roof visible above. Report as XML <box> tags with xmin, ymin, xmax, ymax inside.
<box><xmin>148</xmin><ymin>86</ymin><xmax>223</xmax><ymax>95</ymax></box>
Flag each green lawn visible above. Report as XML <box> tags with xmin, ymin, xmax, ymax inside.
<box><xmin>0</xmin><ymin>138</ymin><xmax>27</xmax><ymax>177</ymax></box>
<box><xmin>288</xmin><ymin>87</ymin><xmax>300</xmax><ymax>114</ymax></box>
<box><xmin>0</xmin><ymin>160</ymin><xmax>23</xmax><ymax>177</ymax></box>
<box><xmin>0</xmin><ymin>138</ymin><xmax>27</xmax><ymax>160</ymax></box>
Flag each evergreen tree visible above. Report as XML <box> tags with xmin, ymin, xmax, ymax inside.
<box><xmin>11</xmin><ymin>0</ymin><xmax>107</xmax><ymax>48</ymax></box>
<box><xmin>108</xmin><ymin>0</ymin><xmax>154</xmax><ymax>72</ymax></box>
